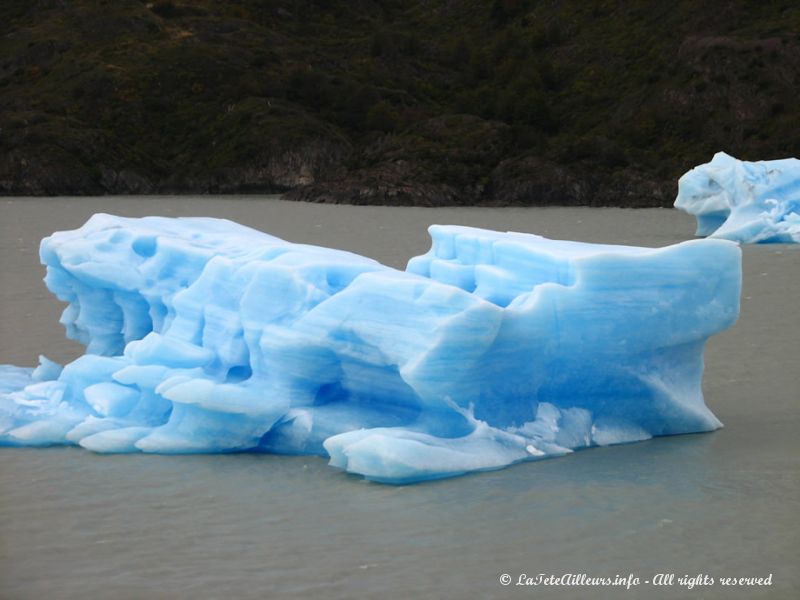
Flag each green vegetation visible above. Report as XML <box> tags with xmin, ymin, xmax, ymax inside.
<box><xmin>1</xmin><ymin>0</ymin><xmax>798</xmax><ymax>204</ymax></box>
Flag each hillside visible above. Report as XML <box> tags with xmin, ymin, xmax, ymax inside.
<box><xmin>1</xmin><ymin>0</ymin><xmax>798</xmax><ymax>206</ymax></box>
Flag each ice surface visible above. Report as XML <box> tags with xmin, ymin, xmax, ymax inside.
<box><xmin>0</xmin><ymin>215</ymin><xmax>741</xmax><ymax>483</ymax></box>
<box><xmin>675</xmin><ymin>152</ymin><xmax>800</xmax><ymax>243</ymax></box>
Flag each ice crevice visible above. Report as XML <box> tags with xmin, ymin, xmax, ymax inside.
<box><xmin>0</xmin><ymin>214</ymin><xmax>741</xmax><ymax>483</ymax></box>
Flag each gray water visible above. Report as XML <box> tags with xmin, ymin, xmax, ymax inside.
<box><xmin>0</xmin><ymin>196</ymin><xmax>798</xmax><ymax>600</ymax></box>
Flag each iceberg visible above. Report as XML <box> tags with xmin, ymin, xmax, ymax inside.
<box><xmin>0</xmin><ymin>214</ymin><xmax>741</xmax><ymax>483</ymax></box>
<box><xmin>675</xmin><ymin>151</ymin><xmax>800</xmax><ymax>243</ymax></box>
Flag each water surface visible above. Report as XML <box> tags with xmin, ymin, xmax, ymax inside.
<box><xmin>1</xmin><ymin>196</ymin><xmax>798</xmax><ymax>599</ymax></box>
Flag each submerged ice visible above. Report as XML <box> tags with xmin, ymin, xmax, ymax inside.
<box><xmin>675</xmin><ymin>152</ymin><xmax>800</xmax><ymax>243</ymax></box>
<box><xmin>0</xmin><ymin>215</ymin><xmax>741</xmax><ymax>483</ymax></box>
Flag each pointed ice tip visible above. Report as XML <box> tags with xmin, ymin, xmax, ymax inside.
<box><xmin>32</xmin><ymin>355</ymin><xmax>63</xmax><ymax>382</ymax></box>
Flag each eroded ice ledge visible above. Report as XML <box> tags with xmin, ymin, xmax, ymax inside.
<box><xmin>0</xmin><ymin>215</ymin><xmax>741</xmax><ymax>483</ymax></box>
<box><xmin>675</xmin><ymin>152</ymin><xmax>800</xmax><ymax>243</ymax></box>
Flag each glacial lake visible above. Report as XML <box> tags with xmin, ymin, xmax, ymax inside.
<box><xmin>1</xmin><ymin>196</ymin><xmax>798</xmax><ymax>599</ymax></box>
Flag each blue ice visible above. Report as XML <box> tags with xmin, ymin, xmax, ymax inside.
<box><xmin>675</xmin><ymin>152</ymin><xmax>800</xmax><ymax>243</ymax></box>
<box><xmin>0</xmin><ymin>214</ymin><xmax>741</xmax><ymax>483</ymax></box>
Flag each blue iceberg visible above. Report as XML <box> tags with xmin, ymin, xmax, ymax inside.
<box><xmin>675</xmin><ymin>152</ymin><xmax>800</xmax><ymax>243</ymax></box>
<box><xmin>0</xmin><ymin>215</ymin><xmax>741</xmax><ymax>483</ymax></box>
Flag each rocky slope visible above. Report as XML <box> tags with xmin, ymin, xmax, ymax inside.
<box><xmin>1</xmin><ymin>1</ymin><xmax>798</xmax><ymax>205</ymax></box>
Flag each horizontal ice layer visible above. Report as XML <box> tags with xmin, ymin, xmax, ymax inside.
<box><xmin>0</xmin><ymin>216</ymin><xmax>741</xmax><ymax>483</ymax></box>
<box><xmin>675</xmin><ymin>151</ymin><xmax>800</xmax><ymax>243</ymax></box>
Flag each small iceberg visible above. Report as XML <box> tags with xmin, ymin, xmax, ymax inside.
<box><xmin>675</xmin><ymin>151</ymin><xmax>800</xmax><ymax>243</ymax></box>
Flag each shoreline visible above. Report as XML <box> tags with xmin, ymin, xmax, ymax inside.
<box><xmin>0</xmin><ymin>176</ymin><xmax>676</xmax><ymax>208</ymax></box>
